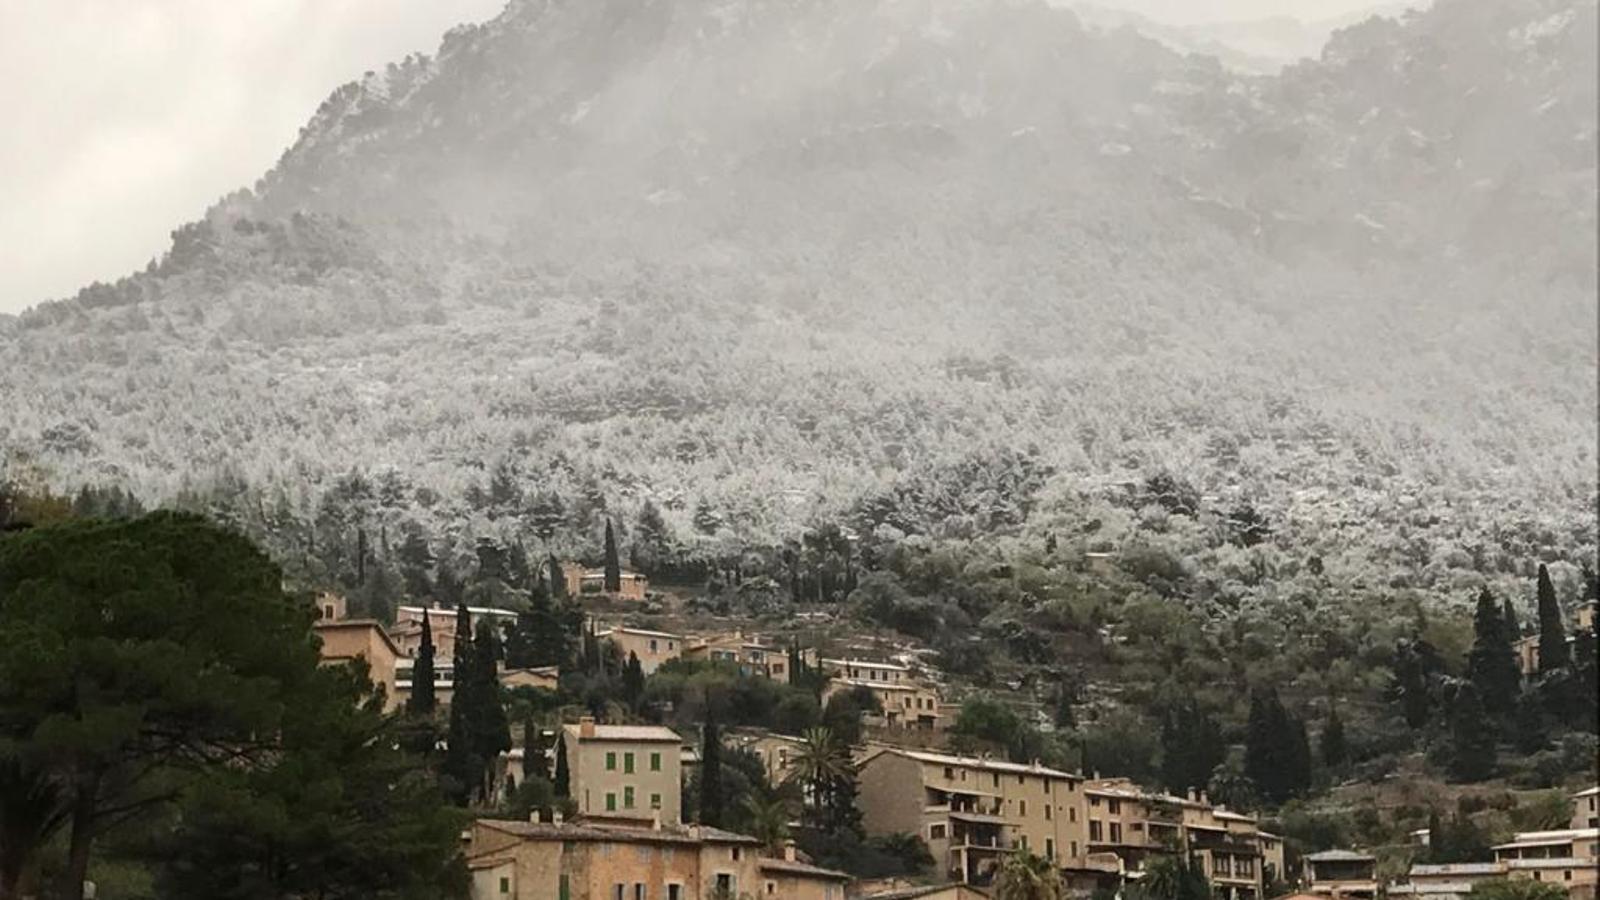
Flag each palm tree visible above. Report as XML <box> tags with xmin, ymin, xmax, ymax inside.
<box><xmin>741</xmin><ymin>792</ymin><xmax>793</xmax><ymax>854</ymax></box>
<box><xmin>994</xmin><ymin>849</ymin><xmax>1063</xmax><ymax>900</ymax></box>
<box><xmin>784</xmin><ymin>727</ymin><xmax>851</xmax><ymax>827</ymax></box>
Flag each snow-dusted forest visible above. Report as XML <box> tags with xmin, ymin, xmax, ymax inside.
<box><xmin>2</xmin><ymin>0</ymin><xmax>1595</xmax><ymax>605</ymax></box>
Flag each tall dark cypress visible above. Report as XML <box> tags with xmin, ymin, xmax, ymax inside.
<box><xmin>699</xmin><ymin>714</ymin><xmax>724</xmax><ymax>827</ymax></box>
<box><xmin>603</xmin><ymin>519</ymin><xmax>621</xmax><ymax>593</ymax></box>
<box><xmin>1466</xmin><ymin>587</ymin><xmax>1519</xmax><ymax>716</ymax></box>
<box><xmin>523</xmin><ymin>716</ymin><xmax>550</xmax><ymax>783</ymax></box>
<box><xmin>1503</xmin><ymin>599</ymin><xmax>1521</xmax><ymax>640</ymax></box>
<box><xmin>549</xmin><ymin>554</ymin><xmax>567</xmax><ymax>600</ymax></box>
<box><xmin>553</xmin><ymin>734</ymin><xmax>571</xmax><ymax>799</ymax></box>
<box><xmin>1536</xmin><ymin>564</ymin><xmax>1569</xmax><ymax>673</ymax></box>
<box><xmin>1447</xmin><ymin>683</ymin><xmax>1497</xmax><ymax>781</ymax></box>
<box><xmin>407</xmin><ymin>611</ymin><xmax>437</xmax><ymax>716</ymax></box>
<box><xmin>469</xmin><ymin>620</ymin><xmax>512</xmax><ymax>802</ymax></box>
<box><xmin>622</xmin><ymin>652</ymin><xmax>646</xmax><ymax>707</ymax></box>
<box><xmin>1321</xmin><ymin>704</ymin><xmax>1349</xmax><ymax>772</ymax></box>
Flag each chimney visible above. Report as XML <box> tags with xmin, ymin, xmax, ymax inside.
<box><xmin>652</xmin><ymin>810</ymin><xmax>663</xmax><ymax>831</ymax></box>
<box><xmin>783</xmin><ymin>840</ymin><xmax>798</xmax><ymax>861</ymax></box>
<box><xmin>1188</xmin><ymin>789</ymin><xmax>1198</xmax><ymax>802</ymax></box>
<box><xmin>552</xmin><ymin>810</ymin><xmax>564</xmax><ymax>825</ymax></box>
<box><xmin>579</xmin><ymin>716</ymin><xmax>597</xmax><ymax>738</ymax></box>
<box><xmin>1199</xmin><ymin>791</ymin><xmax>1209</xmax><ymax>806</ymax></box>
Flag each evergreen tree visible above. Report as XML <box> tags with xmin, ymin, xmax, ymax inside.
<box><xmin>528</xmin><ymin>585</ymin><xmax>567</xmax><ymax>668</ymax></box>
<box><xmin>467</xmin><ymin>620</ymin><xmax>512</xmax><ymax>803</ymax></box>
<box><xmin>1466</xmin><ymin>587</ymin><xmax>1519</xmax><ymax>717</ymax></box>
<box><xmin>440</xmin><ymin>604</ymin><xmax>478</xmax><ymax>806</ymax></box>
<box><xmin>1503</xmin><ymin>598</ymin><xmax>1521</xmax><ymax>640</ymax></box>
<box><xmin>699</xmin><ymin>714</ymin><xmax>724</xmax><ymax>828</ymax></box>
<box><xmin>523</xmin><ymin>717</ymin><xmax>550</xmax><ymax>783</ymax></box>
<box><xmin>1159</xmin><ymin>699</ymin><xmax>1223</xmax><ymax>796</ymax></box>
<box><xmin>1446</xmin><ymin>682</ymin><xmax>1497</xmax><ymax>781</ymax></box>
<box><xmin>1289</xmin><ymin>715</ymin><xmax>1312</xmax><ymax>797</ymax></box>
<box><xmin>1246</xmin><ymin>688</ymin><xmax>1308</xmax><ymax>804</ymax></box>
<box><xmin>549</xmin><ymin>554</ymin><xmax>567</xmax><ymax>600</ymax></box>
<box><xmin>1321</xmin><ymin>704</ymin><xmax>1349</xmax><ymax>773</ymax></box>
<box><xmin>1573</xmin><ymin>627</ymin><xmax>1599</xmax><ymax>733</ymax></box>
<box><xmin>603</xmin><ymin>519</ymin><xmax>621</xmax><ymax>592</ymax></box>
<box><xmin>1535</xmin><ymin>564</ymin><xmax>1569</xmax><ymax>674</ymax></box>
<box><xmin>553</xmin><ymin>735</ymin><xmax>571</xmax><ymax>799</ymax></box>
<box><xmin>407</xmin><ymin>611</ymin><xmax>437</xmax><ymax>716</ymax></box>
<box><xmin>1425</xmin><ymin>808</ymin><xmax>1444</xmax><ymax>862</ymax></box>
<box><xmin>622</xmin><ymin>652</ymin><xmax>646</xmax><ymax>708</ymax></box>
<box><xmin>1389</xmin><ymin>634</ymin><xmax>1445</xmax><ymax>728</ymax></box>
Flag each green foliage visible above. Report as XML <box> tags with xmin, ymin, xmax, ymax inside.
<box><xmin>1246</xmin><ymin>688</ymin><xmax>1311</xmax><ymax>805</ymax></box>
<box><xmin>1320</xmin><ymin>705</ymin><xmax>1349</xmax><ymax>774</ymax></box>
<box><xmin>1467</xmin><ymin>587</ymin><xmax>1520</xmax><ymax>718</ymax></box>
<box><xmin>1132</xmin><ymin>855</ymin><xmax>1213</xmax><ymax>900</ymax></box>
<box><xmin>1468</xmin><ymin>880</ymin><xmax>1568</xmax><ymax>900</ymax></box>
<box><xmin>698</xmin><ymin>714</ymin><xmax>725</xmax><ymax>828</ymax></box>
<box><xmin>1159</xmin><ymin>698</ymin><xmax>1225</xmax><ymax>797</ymax></box>
<box><xmin>1535</xmin><ymin>565</ymin><xmax>1569</xmax><ymax>674</ymax></box>
<box><xmin>1445</xmin><ymin>682</ymin><xmax>1498</xmax><ymax>782</ymax></box>
<box><xmin>994</xmin><ymin>849</ymin><xmax>1065</xmax><ymax>900</ymax></box>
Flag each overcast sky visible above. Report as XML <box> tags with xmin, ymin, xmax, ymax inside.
<box><xmin>0</xmin><ymin>0</ymin><xmax>1382</xmax><ymax>315</ymax></box>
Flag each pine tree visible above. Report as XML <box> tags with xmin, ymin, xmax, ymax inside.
<box><xmin>1321</xmin><ymin>704</ymin><xmax>1349</xmax><ymax>773</ymax></box>
<box><xmin>1466</xmin><ymin>587</ymin><xmax>1519</xmax><ymax>717</ymax></box>
<box><xmin>699</xmin><ymin>714</ymin><xmax>724</xmax><ymax>828</ymax></box>
<box><xmin>1536</xmin><ymin>564</ymin><xmax>1569</xmax><ymax>674</ymax></box>
<box><xmin>1446</xmin><ymin>682</ymin><xmax>1497</xmax><ymax>782</ymax></box>
<box><xmin>603</xmin><ymin>519</ymin><xmax>621</xmax><ymax>593</ymax></box>
<box><xmin>407</xmin><ymin>611</ymin><xmax>437</xmax><ymax>716</ymax></box>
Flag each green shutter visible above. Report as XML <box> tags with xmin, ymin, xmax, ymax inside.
<box><xmin>624</xmin><ymin>752</ymin><xmax>635</xmax><ymax>774</ymax></box>
<box><xmin>650</xmin><ymin>752</ymin><xmax>661</xmax><ymax>771</ymax></box>
<box><xmin>606</xmin><ymin>792</ymin><xmax>617</xmax><ymax>811</ymax></box>
<box><xmin>606</xmin><ymin>751</ymin><xmax>617</xmax><ymax>770</ymax></box>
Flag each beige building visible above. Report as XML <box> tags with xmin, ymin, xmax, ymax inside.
<box><xmin>562</xmin><ymin>717</ymin><xmax>684</xmax><ymax>825</ymax></box>
<box><xmin>686</xmin><ymin>632</ymin><xmax>791</xmax><ymax>683</ymax></box>
<box><xmin>1082</xmin><ymin>779</ymin><xmax>1274</xmax><ymax>900</ymax></box>
<box><xmin>599</xmin><ymin>625</ymin><xmax>684</xmax><ymax>674</ymax></box>
<box><xmin>820</xmin><ymin>659</ymin><xmax>944</xmax><ymax>729</ymax></box>
<box><xmin>502</xmin><ymin>665</ymin><xmax>560</xmax><ymax>691</ymax></box>
<box><xmin>857</xmin><ymin>747</ymin><xmax>1087</xmax><ymax>887</ymax></box>
<box><xmin>465</xmin><ymin>818</ymin><xmax>849</xmax><ymax>900</ymax></box>
<box><xmin>1305</xmin><ymin>850</ymin><xmax>1378</xmax><ymax>899</ymax></box>
<box><xmin>1573</xmin><ymin>787</ymin><xmax>1598</xmax><ymax>830</ymax></box>
<box><xmin>313</xmin><ymin>619</ymin><xmax>402</xmax><ymax>711</ymax></box>
<box><xmin>1398</xmin><ymin>862</ymin><xmax>1516</xmax><ymax>898</ymax></box>
<box><xmin>562</xmin><ymin>561</ymin><xmax>649</xmax><ymax>601</ymax></box>
<box><xmin>728</xmin><ymin>730</ymin><xmax>809</xmax><ymax>787</ymax></box>
<box><xmin>393</xmin><ymin>604</ymin><xmax>519</xmax><ymax>658</ymax></box>
<box><xmin>1493</xmin><ymin>825</ymin><xmax>1599</xmax><ymax>896</ymax></box>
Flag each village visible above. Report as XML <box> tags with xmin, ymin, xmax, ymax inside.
<box><xmin>312</xmin><ymin>562</ymin><xmax>1600</xmax><ymax>900</ymax></box>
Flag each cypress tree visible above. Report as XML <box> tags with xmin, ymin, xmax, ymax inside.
<box><xmin>1446</xmin><ymin>683</ymin><xmax>1496</xmax><ymax>781</ymax></box>
<box><xmin>469</xmin><ymin>620</ymin><xmax>512</xmax><ymax>802</ymax></box>
<box><xmin>407</xmin><ymin>611</ymin><xmax>437</xmax><ymax>716</ymax></box>
<box><xmin>524</xmin><ymin>716</ymin><xmax>550</xmax><ymax>783</ymax></box>
<box><xmin>553</xmin><ymin>734</ymin><xmax>571</xmax><ymax>799</ymax></box>
<box><xmin>1321</xmin><ymin>704</ymin><xmax>1349</xmax><ymax>773</ymax></box>
<box><xmin>1503</xmin><ymin>598</ymin><xmax>1521</xmax><ymax>640</ymax></box>
<box><xmin>528</xmin><ymin>586</ymin><xmax>566</xmax><ymax>668</ymax></box>
<box><xmin>1466</xmin><ymin>587</ymin><xmax>1519</xmax><ymax>716</ymax></box>
<box><xmin>603</xmin><ymin>519</ymin><xmax>621</xmax><ymax>593</ymax></box>
<box><xmin>1289</xmin><ymin>714</ymin><xmax>1312</xmax><ymax>797</ymax></box>
<box><xmin>1160</xmin><ymin>699</ymin><xmax>1223</xmax><ymax>796</ymax></box>
<box><xmin>1536</xmin><ymin>564</ymin><xmax>1569</xmax><ymax>673</ymax></box>
<box><xmin>699</xmin><ymin>713</ymin><xmax>724</xmax><ymax>828</ymax></box>
<box><xmin>622</xmin><ymin>652</ymin><xmax>646</xmax><ymax>707</ymax></box>
<box><xmin>1425</xmin><ymin>808</ymin><xmax>1444</xmax><ymax>862</ymax></box>
<box><xmin>549</xmin><ymin>554</ymin><xmax>567</xmax><ymax>600</ymax></box>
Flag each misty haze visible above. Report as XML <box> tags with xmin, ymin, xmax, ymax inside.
<box><xmin>1</xmin><ymin>1</ymin><xmax>1595</xmax><ymax>899</ymax></box>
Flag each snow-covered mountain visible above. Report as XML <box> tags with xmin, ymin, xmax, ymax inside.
<box><xmin>3</xmin><ymin>0</ymin><xmax>1594</xmax><ymax>575</ymax></box>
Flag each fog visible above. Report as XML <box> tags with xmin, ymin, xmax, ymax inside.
<box><xmin>3</xmin><ymin>0</ymin><xmax>1396</xmax><ymax>315</ymax></box>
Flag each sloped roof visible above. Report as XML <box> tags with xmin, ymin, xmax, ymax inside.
<box><xmin>562</xmin><ymin>723</ymin><xmax>681</xmax><ymax>743</ymax></box>
<box><xmin>757</xmin><ymin>857</ymin><xmax>851</xmax><ymax>881</ymax></box>
<box><xmin>867</xmin><ymin>746</ymin><xmax>1079</xmax><ymax>780</ymax></box>
<box><xmin>1410</xmin><ymin>863</ymin><xmax>1505</xmax><ymax>876</ymax></box>
<box><xmin>1306</xmin><ymin>849</ymin><xmax>1375</xmax><ymax>862</ymax></box>
<box><xmin>474</xmin><ymin>818</ymin><xmax>757</xmax><ymax>848</ymax></box>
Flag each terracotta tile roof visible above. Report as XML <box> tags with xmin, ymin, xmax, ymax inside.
<box><xmin>758</xmin><ymin>857</ymin><xmax>852</xmax><ymax>881</ymax></box>
<box><xmin>562</xmin><ymin>723</ymin><xmax>682</xmax><ymax>743</ymax></box>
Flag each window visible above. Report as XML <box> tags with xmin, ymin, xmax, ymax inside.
<box><xmin>561</xmin><ymin>875</ymin><xmax>571</xmax><ymax>900</ymax></box>
<box><xmin>651</xmin><ymin>793</ymin><xmax>662</xmax><ymax>810</ymax></box>
<box><xmin>650</xmin><ymin>752</ymin><xmax>662</xmax><ymax>771</ymax></box>
<box><xmin>606</xmin><ymin>792</ymin><xmax>617</xmax><ymax>811</ymax></box>
<box><xmin>930</xmin><ymin>824</ymin><xmax>947</xmax><ymax>839</ymax></box>
<box><xmin>667</xmin><ymin>886</ymin><xmax>682</xmax><ymax>900</ymax></box>
<box><xmin>1133</xmin><ymin>822</ymin><xmax>1144</xmax><ymax>832</ymax></box>
<box><xmin>944</xmin><ymin>767</ymin><xmax>955</xmax><ymax>780</ymax></box>
<box><xmin>1110</xmin><ymin>823</ymin><xmax>1122</xmax><ymax>843</ymax></box>
<box><xmin>650</xmin><ymin>639</ymin><xmax>659</xmax><ymax>652</ymax></box>
<box><xmin>716</xmin><ymin>874</ymin><xmax>735</xmax><ymax>894</ymax></box>
<box><xmin>1072</xmin><ymin>841</ymin><xmax>1078</xmax><ymax>857</ymax></box>
<box><xmin>624</xmin><ymin>786</ymin><xmax>635</xmax><ymax>808</ymax></box>
<box><xmin>1020</xmin><ymin>800</ymin><xmax>1028</xmax><ymax>816</ymax></box>
<box><xmin>606</xmin><ymin>752</ymin><xmax>617</xmax><ymax>771</ymax></box>
<box><xmin>1019</xmin><ymin>835</ymin><xmax>1028</xmax><ymax>850</ymax></box>
<box><xmin>1564</xmin><ymin>872</ymin><xmax>1572</xmax><ymax>882</ymax></box>
<box><xmin>1018</xmin><ymin>774</ymin><xmax>1026</xmax><ymax>785</ymax></box>
<box><xmin>1090</xmin><ymin>820</ymin><xmax>1103</xmax><ymax>841</ymax></box>
<box><xmin>767</xmin><ymin>883</ymin><xmax>776</xmax><ymax>895</ymax></box>
<box><xmin>1047</xmin><ymin>839</ymin><xmax>1055</xmax><ymax>860</ymax></box>
<box><xmin>1046</xmin><ymin>805</ymin><xmax>1052</xmax><ymax>820</ymax></box>
<box><xmin>613</xmin><ymin>886</ymin><xmax>625</xmax><ymax>900</ymax></box>
<box><xmin>1238</xmin><ymin>858</ymin><xmax>1254</xmax><ymax>877</ymax></box>
<box><xmin>1091</xmin><ymin>797</ymin><xmax>1102</xmax><ymax>807</ymax></box>
<box><xmin>1109</xmin><ymin>799</ymin><xmax>1121</xmax><ymax>815</ymax></box>
<box><xmin>634</xmin><ymin>885</ymin><xmax>646</xmax><ymax>900</ymax></box>
<box><xmin>994</xmin><ymin>773</ymin><xmax>1001</xmax><ymax>788</ymax></box>
<box><xmin>1070</xmin><ymin>808</ymin><xmax>1077</xmax><ymax>823</ymax></box>
<box><xmin>500</xmin><ymin>876</ymin><xmax>511</xmax><ymax>895</ymax></box>
<box><xmin>731</xmin><ymin>847</ymin><xmax>741</xmax><ymax>861</ymax></box>
<box><xmin>624</xmin><ymin>752</ymin><xmax>635</xmax><ymax>774</ymax></box>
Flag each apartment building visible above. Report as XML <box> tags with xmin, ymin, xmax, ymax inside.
<box><xmin>820</xmin><ymin>658</ymin><xmax>943</xmax><ymax>729</ymax></box>
<box><xmin>598</xmin><ymin>625</ymin><xmax>684</xmax><ymax>674</ymax></box>
<box><xmin>313</xmin><ymin>619</ymin><xmax>402</xmax><ymax>711</ymax></box>
<box><xmin>392</xmin><ymin>604</ymin><xmax>519</xmax><ymax>658</ymax></box>
<box><xmin>560</xmin><ymin>561</ymin><xmax>650</xmax><ymax>600</ymax></box>
<box><xmin>685</xmin><ymin>632</ymin><xmax>791</xmax><ymax>683</ymax></box>
<box><xmin>562</xmin><ymin>717</ymin><xmax>684</xmax><ymax>824</ymax></box>
<box><xmin>465</xmin><ymin>818</ymin><xmax>849</xmax><ymax>900</ymax></box>
<box><xmin>857</xmin><ymin>747</ymin><xmax>1087</xmax><ymax>886</ymax></box>
<box><xmin>1082</xmin><ymin>779</ymin><xmax>1273</xmax><ymax>900</ymax></box>
<box><xmin>1493</xmin><ymin>825</ymin><xmax>1599</xmax><ymax>896</ymax></box>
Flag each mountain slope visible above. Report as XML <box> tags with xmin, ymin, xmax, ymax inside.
<box><xmin>2</xmin><ymin>0</ymin><xmax>1594</xmax><ymax>587</ymax></box>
